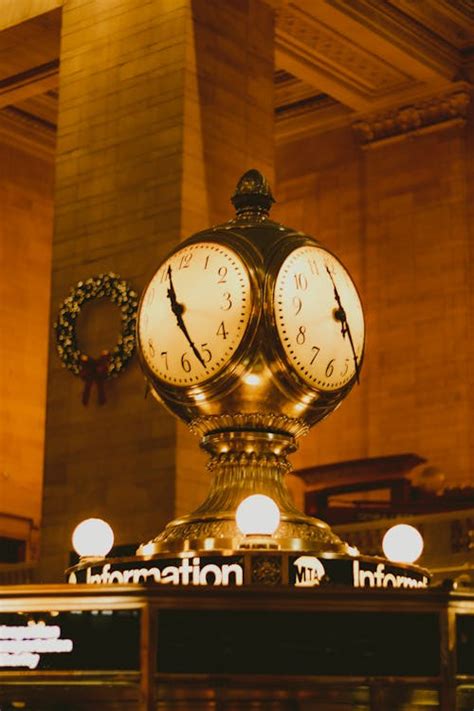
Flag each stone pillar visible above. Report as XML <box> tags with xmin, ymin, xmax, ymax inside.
<box><xmin>40</xmin><ymin>0</ymin><xmax>274</xmax><ymax>580</ymax></box>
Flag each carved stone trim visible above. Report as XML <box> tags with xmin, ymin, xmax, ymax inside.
<box><xmin>353</xmin><ymin>87</ymin><xmax>470</xmax><ymax>147</ymax></box>
<box><xmin>276</xmin><ymin>5</ymin><xmax>407</xmax><ymax>93</ymax></box>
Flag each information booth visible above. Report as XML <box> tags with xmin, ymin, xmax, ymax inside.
<box><xmin>1</xmin><ymin>582</ymin><xmax>474</xmax><ymax>710</ymax></box>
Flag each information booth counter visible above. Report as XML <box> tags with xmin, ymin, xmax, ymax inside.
<box><xmin>1</xmin><ymin>583</ymin><xmax>474</xmax><ymax>710</ymax></box>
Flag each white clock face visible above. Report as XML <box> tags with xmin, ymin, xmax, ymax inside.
<box><xmin>138</xmin><ymin>242</ymin><xmax>252</xmax><ymax>386</ymax></box>
<box><xmin>274</xmin><ymin>246</ymin><xmax>364</xmax><ymax>391</ymax></box>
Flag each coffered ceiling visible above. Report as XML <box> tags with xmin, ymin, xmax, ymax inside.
<box><xmin>0</xmin><ymin>0</ymin><xmax>473</xmax><ymax>154</ymax></box>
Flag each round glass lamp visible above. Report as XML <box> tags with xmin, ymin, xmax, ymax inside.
<box><xmin>72</xmin><ymin>518</ymin><xmax>114</xmax><ymax>558</ymax></box>
<box><xmin>382</xmin><ymin>524</ymin><xmax>424</xmax><ymax>564</ymax></box>
<box><xmin>236</xmin><ymin>495</ymin><xmax>280</xmax><ymax>537</ymax></box>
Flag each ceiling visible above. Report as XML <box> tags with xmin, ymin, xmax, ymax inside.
<box><xmin>0</xmin><ymin>1</ymin><xmax>473</xmax><ymax>154</ymax></box>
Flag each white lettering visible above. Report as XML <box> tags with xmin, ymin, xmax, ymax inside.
<box><xmin>222</xmin><ymin>563</ymin><xmax>243</xmax><ymax>586</ymax></box>
<box><xmin>382</xmin><ymin>573</ymin><xmax>396</xmax><ymax>587</ymax></box>
<box><xmin>0</xmin><ymin>652</ymin><xmax>39</xmax><ymax>669</ymax></box>
<box><xmin>148</xmin><ymin>567</ymin><xmax>161</xmax><ymax>583</ymax></box>
<box><xmin>75</xmin><ymin>558</ymin><xmax>245</xmax><ymax>587</ymax></box>
<box><xmin>352</xmin><ymin>561</ymin><xmax>429</xmax><ymax>589</ymax></box>
<box><xmin>161</xmin><ymin>566</ymin><xmax>180</xmax><ymax>585</ymax></box>
<box><xmin>131</xmin><ymin>569</ymin><xmax>150</xmax><ymax>584</ymax></box>
<box><xmin>293</xmin><ymin>556</ymin><xmax>326</xmax><ymax>587</ymax></box>
<box><xmin>0</xmin><ymin>625</ymin><xmax>74</xmax><ymax>670</ymax></box>
<box><xmin>180</xmin><ymin>558</ymin><xmax>192</xmax><ymax>585</ymax></box>
<box><xmin>199</xmin><ymin>564</ymin><xmax>222</xmax><ymax>586</ymax></box>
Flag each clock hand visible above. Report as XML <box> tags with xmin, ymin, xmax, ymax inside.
<box><xmin>166</xmin><ymin>266</ymin><xmax>206</xmax><ymax>368</ymax></box>
<box><xmin>325</xmin><ymin>265</ymin><xmax>360</xmax><ymax>385</ymax></box>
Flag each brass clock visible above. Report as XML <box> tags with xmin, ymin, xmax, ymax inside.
<box><xmin>137</xmin><ymin>170</ymin><xmax>365</xmax><ymax>430</ymax></box>
<box><xmin>137</xmin><ymin>170</ymin><xmax>365</xmax><ymax>554</ymax></box>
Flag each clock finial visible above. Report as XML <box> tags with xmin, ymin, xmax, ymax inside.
<box><xmin>231</xmin><ymin>168</ymin><xmax>275</xmax><ymax>216</ymax></box>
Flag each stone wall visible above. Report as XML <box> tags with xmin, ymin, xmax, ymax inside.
<box><xmin>0</xmin><ymin>139</ymin><xmax>54</xmax><ymax>547</ymax></box>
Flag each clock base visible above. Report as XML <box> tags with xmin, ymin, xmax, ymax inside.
<box><xmin>137</xmin><ymin>428</ymin><xmax>348</xmax><ymax>557</ymax></box>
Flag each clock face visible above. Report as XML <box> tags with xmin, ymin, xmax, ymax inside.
<box><xmin>138</xmin><ymin>242</ymin><xmax>252</xmax><ymax>386</ymax></box>
<box><xmin>274</xmin><ymin>246</ymin><xmax>364</xmax><ymax>391</ymax></box>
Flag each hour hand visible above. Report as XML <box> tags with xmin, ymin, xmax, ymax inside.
<box><xmin>166</xmin><ymin>266</ymin><xmax>182</xmax><ymax>317</ymax></box>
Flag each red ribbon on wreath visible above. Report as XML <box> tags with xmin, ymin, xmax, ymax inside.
<box><xmin>79</xmin><ymin>351</ymin><xmax>110</xmax><ymax>406</ymax></box>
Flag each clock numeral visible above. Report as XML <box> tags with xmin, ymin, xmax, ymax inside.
<box><xmin>296</xmin><ymin>325</ymin><xmax>306</xmax><ymax>345</ymax></box>
<box><xmin>341</xmin><ymin>358</ymin><xmax>349</xmax><ymax>376</ymax></box>
<box><xmin>179</xmin><ymin>253</ymin><xmax>192</xmax><ymax>270</ymax></box>
<box><xmin>294</xmin><ymin>273</ymin><xmax>308</xmax><ymax>291</ymax></box>
<box><xmin>292</xmin><ymin>296</ymin><xmax>302</xmax><ymax>315</ymax></box>
<box><xmin>200</xmin><ymin>343</ymin><xmax>212</xmax><ymax>364</ymax></box>
<box><xmin>217</xmin><ymin>266</ymin><xmax>228</xmax><ymax>284</ymax></box>
<box><xmin>204</xmin><ymin>255</ymin><xmax>210</xmax><ymax>270</ymax></box>
<box><xmin>146</xmin><ymin>288</ymin><xmax>155</xmax><ymax>306</ymax></box>
<box><xmin>148</xmin><ymin>339</ymin><xmax>155</xmax><ymax>357</ymax></box>
<box><xmin>181</xmin><ymin>353</ymin><xmax>192</xmax><ymax>372</ymax></box>
<box><xmin>310</xmin><ymin>346</ymin><xmax>320</xmax><ymax>365</ymax></box>
<box><xmin>160</xmin><ymin>269</ymin><xmax>168</xmax><ymax>283</ymax></box>
<box><xmin>325</xmin><ymin>359</ymin><xmax>335</xmax><ymax>377</ymax></box>
<box><xmin>221</xmin><ymin>292</ymin><xmax>232</xmax><ymax>311</ymax></box>
<box><xmin>216</xmin><ymin>321</ymin><xmax>229</xmax><ymax>340</ymax></box>
<box><xmin>308</xmin><ymin>258</ymin><xmax>319</xmax><ymax>275</ymax></box>
<box><xmin>161</xmin><ymin>351</ymin><xmax>169</xmax><ymax>370</ymax></box>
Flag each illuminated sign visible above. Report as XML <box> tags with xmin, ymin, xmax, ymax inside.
<box><xmin>0</xmin><ymin>623</ymin><xmax>73</xmax><ymax>669</ymax></box>
<box><xmin>291</xmin><ymin>556</ymin><xmax>428</xmax><ymax>589</ymax></box>
<box><xmin>69</xmin><ymin>552</ymin><xmax>428</xmax><ymax>589</ymax></box>
<box><xmin>69</xmin><ymin>556</ymin><xmax>244</xmax><ymax>586</ymax></box>
<box><xmin>352</xmin><ymin>560</ymin><xmax>428</xmax><ymax>589</ymax></box>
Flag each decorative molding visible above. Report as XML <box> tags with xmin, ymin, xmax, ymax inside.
<box><xmin>275</xmin><ymin>4</ymin><xmax>411</xmax><ymax>111</ymax></box>
<box><xmin>352</xmin><ymin>86</ymin><xmax>471</xmax><ymax>148</ymax></box>
<box><xmin>326</xmin><ymin>0</ymin><xmax>458</xmax><ymax>77</ymax></box>
<box><xmin>0</xmin><ymin>105</ymin><xmax>56</xmax><ymax>160</ymax></box>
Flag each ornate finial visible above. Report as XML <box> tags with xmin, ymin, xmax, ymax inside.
<box><xmin>231</xmin><ymin>169</ymin><xmax>275</xmax><ymax>216</ymax></box>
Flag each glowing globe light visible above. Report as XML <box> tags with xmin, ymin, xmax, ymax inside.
<box><xmin>72</xmin><ymin>518</ymin><xmax>114</xmax><ymax>558</ymax></box>
<box><xmin>382</xmin><ymin>524</ymin><xmax>424</xmax><ymax>564</ymax></box>
<box><xmin>235</xmin><ymin>495</ymin><xmax>280</xmax><ymax>536</ymax></box>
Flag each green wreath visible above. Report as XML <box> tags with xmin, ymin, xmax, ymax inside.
<box><xmin>54</xmin><ymin>273</ymin><xmax>138</xmax><ymax>386</ymax></box>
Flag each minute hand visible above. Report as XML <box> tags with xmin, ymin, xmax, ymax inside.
<box><xmin>325</xmin><ymin>265</ymin><xmax>360</xmax><ymax>385</ymax></box>
<box><xmin>166</xmin><ymin>266</ymin><xmax>206</xmax><ymax>368</ymax></box>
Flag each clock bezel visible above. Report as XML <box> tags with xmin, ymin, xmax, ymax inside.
<box><xmin>264</xmin><ymin>234</ymin><xmax>365</xmax><ymax>401</ymax></box>
<box><xmin>137</xmin><ymin>232</ymin><xmax>262</xmax><ymax>406</ymax></box>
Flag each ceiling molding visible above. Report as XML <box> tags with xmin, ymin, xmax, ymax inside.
<box><xmin>0</xmin><ymin>60</ymin><xmax>59</xmax><ymax>109</ymax></box>
<box><xmin>276</xmin><ymin>5</ymin><xmax>413</xmax><ymax>111</ymax></box>
<box><xmin>324</xmin><ymin>0</ymin><xmax>459</xmax><ymax>78</ymax></box>
<box><xmin>352</xmin><ymin>83</ymin><xmax>471</xmax><ymax>148</ymax></box>
<box><xmin>0</xmin><ymin>105</ymin><xmax>56</xmax><ymax>160</ymax></box>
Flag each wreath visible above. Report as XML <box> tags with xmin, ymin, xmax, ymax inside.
<box><xmin>54</xmin><ymin>273</ymin><xmax>139</xmax><ymax>405</ymax></box>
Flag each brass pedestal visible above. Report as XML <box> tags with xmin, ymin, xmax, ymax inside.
<box><xmin>139</xmin><ymin>428</ymin><xmax>347</xmax><ymax>556</ymax></box>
